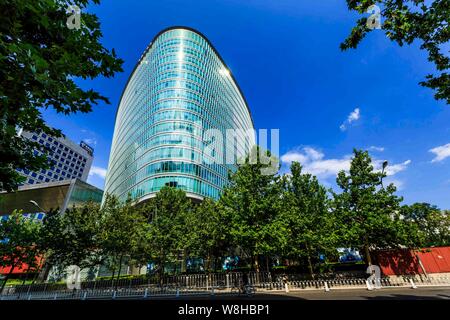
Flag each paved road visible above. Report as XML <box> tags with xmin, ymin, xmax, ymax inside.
<box><xmin>163</xmin><ymin>287</ymin><xmax>450</xmax><ymax>300</ymax></box>
<box><xmin>247</xmin><ymin>287</ymin><xmax>450</xmax><ymax>300</ymax></box>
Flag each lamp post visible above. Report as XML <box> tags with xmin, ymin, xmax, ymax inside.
<box><xmin>29</xmin><ymin>200</ymin><xmax>45</xmax><ymax>213</ymax></box>
<box><xmin>28</xmin><ymin>200</ymin><xmax>47</xmax><ymax>284</ymax></box>
<box><xmin>381</xmin><ymin>161</ymin><xmax>388</xmax><ymax>188</ymax></box>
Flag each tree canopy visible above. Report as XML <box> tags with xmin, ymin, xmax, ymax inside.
<box><xmin>219</xmin><ymin>148</ymin><xmax>285</xmax><ymax>271</ymax></box>
<box><xmin>0</xmin><ymin>0</ymin><xmax>123</xmax><ymax>191</ymax></box>
<box><xmin>1</xmin><ymin>148</ymin><xmax>449</xmax><ymax>280</ymax></box>
<box><xmin>341</xmin><ymin>0</ymin><xmax>449</xmax><ymax>104</ymax></box>
<box><xmin>0</xmin><ymin>211</ymin><xmax>42</xmax><ymax>290</ymax></box>
<box><xmin>331</xmin><ymin>149</ymin><xmax>405</xmax><ymax>264</ymax></box>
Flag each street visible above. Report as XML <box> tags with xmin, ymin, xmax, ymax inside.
<box><xmin>164</xmin><ymin>287</ymin><xmax>450</xmax><ymax>301</ymax></box>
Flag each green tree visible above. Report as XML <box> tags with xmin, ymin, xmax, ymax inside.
<box><xmin>0</xmin><ymin>211</ymin><xmax>42</xmax><ymax>291</ymax></box>
<box><xmin>0</xmin><ymin>0</ymin><xmax>123</xmax><ymax>191</ymax></box>
<box><xmin>185</xmin><ymin>198</ymin><xmax>232</xmax><ymax>272</ymax></box>
<box><xmin>143</xmin><ymin>187</ymin><xmax>191</xmax><ymax>278</ymax></box>
<box><xmin>401</xmin><ymin>203</ymin><xmax>450</xmax><ymax>247</ymax></box>
<box><xmin>341</xmin><ymin>0</ymin><xmax>449</xmax><ymax>103</ymax></box>
<box><xmin>100</xmin><ymin>195</ymin><xmax>147</xmax><ymax>282</ymax></box>
<box><xmin>219</xmin><ymin>148</ymin><xmax>285</xmax><ymax>271</ymax></box>
<box><xmin>332</xmin><ymin>149</ymin><xmax>405</xmax><ymax>265</ymax></box>
<box><xmin>39</xmin><ymin>202</ymin><xmax>105</xmax><ymax>275</ymax></box>
<box><xmin>282</xmin><ymin>162</ymin><xmax>335</xmax><ymax>278</ymax></box>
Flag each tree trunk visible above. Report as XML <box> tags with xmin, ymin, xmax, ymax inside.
<box><xmin>37</xmin><ymin>261</ymin><xmax>52</xmax><ymax>283</ymax></box>
<box><xmin>265</xmin><ymin>256</ymin><xmax>270</xmax><ymax>272</ymax></box>
<box><xmin>31</xmin><ymin>259</ymin><xmax>45</xmax><ymax>284</ymax></box>
<box><xmin>22</xmin><ymin>266</ymin><xmax>31</xmax><ymax>285</ymax></box>
<box><xmin>206</xmin><ymin>253</ymin><xmax>211</xmax><ymax>272</ymax></box>
<box><xmin>114</xmin><ymin>254</ymin><xmax>123</xmax><ymax>291</ymax></box>
<box><xmin>305</xmin><ymin>243</ymin><xmax>315</xmax><ymax>280</ymax></box>
<box><xmin>0</xmin><ymin>263</ymin><xmax>15</xmax><ymax>293</ymax></box>
<box><xmin>364</xmin><ymin>242</ymin><xmax>372</xmax><ymax>266</ymax></box>
<box><xmin>180</xmin><ymin>249</ymin><xmax>186</xmax><ymax>274</ymax></box>
<box><xmin>254</xmin><ymin>255</ymin><xmax>260</xmax><ymax>272</ymax></box>
<box><xmin>158</xmin><ymin>255</ymin><xmax>165</xmax><ymax>286</ymax></box>
<box><xmin>117</xmin><ymin>255</ymin><xmax>123</xmax><ymax>279</ymax></box>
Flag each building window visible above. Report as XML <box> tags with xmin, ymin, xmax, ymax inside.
<box><xmin>28</xmin><ymin>179</ymin><xmax>35</xmax><ymax>184</ymax></box>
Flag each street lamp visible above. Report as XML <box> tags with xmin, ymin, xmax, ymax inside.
<box><xmin>381</xmin><ymin>161</ymin><xmax>388</xmax><ymax>188</ymax></box>
<box><xmin>29</xmin><ymin>200</ymin><xmax>45</xmax><ymax>213</ymax></box>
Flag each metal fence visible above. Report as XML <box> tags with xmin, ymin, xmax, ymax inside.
<box><xmin>1</xmin><ymin>272</ymin><xmax>449</xmax><ymax>300</ymax></box>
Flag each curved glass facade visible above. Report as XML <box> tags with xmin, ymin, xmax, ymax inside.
<box><xmin>104</xmin><ymin>27</ymin><xmax>255</xmax><ymax>202</ymax></box>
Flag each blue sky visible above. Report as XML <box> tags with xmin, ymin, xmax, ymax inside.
<box><xmin>42</xmin><ymin>0</ymin><xmax>450</xmax><ymax>208</ymax></box>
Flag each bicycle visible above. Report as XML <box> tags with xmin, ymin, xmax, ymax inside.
<box><xmin>231</xmin><ymin>283</ymin><xmax>256</xmax><ymax>297</ymax></box>
<box><xmin>215</xmin><ymin>280</ymin><xmax>226</xmax><ymax>290</ymax></box>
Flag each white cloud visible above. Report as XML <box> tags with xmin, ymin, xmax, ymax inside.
<box><xmin>89</xmin><ymin>166</ymin><xmax>107</xmax><ymax>179</ymax></box>
<box><xmin>348</xmin><ymin>108</ymin><xmax>361</xmax><ymax>122</ymax></box>
<box><xmin>281</xmin><ymin>147</ymin><xmax>411</xmax><ymax>185</ymax></box>
<box><xmin>369</xmin><ymin>146</ymin><xmax>385</xmax><ymax>152</ymax></box>
<box><xmin>281</xmin><ymin>147</ymin><xmax>352</xmax><ymax>179</ymax></box>
<box><xmin>429</xmin><ymin>143</ymin><xmax>450</xmax><ymax>163</ymax></box>
<box><xmin>340</xmin><ymin>108</ymin><xmax>361</xmax><ymax>131</ymax></box>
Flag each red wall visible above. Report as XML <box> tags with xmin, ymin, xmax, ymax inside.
<box><xmin>417</xmin><ymin>247</ymin><xmax>450</xmax><ymax>274</ymax></box>
<box><xmin>372</xmin><ymin>246</ymin><xmax>450</xmax><ymax>276</ymax></box>
<box><xmin>0</xmin><ymin>256</ymin><xmax>43</xmax><ymax>275</ymax></box>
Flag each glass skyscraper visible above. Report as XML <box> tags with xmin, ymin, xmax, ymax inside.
<box><xmin>104</xmin><ymin>27</ymin><xmax>255</xmax><ymax>202</ymax></box>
